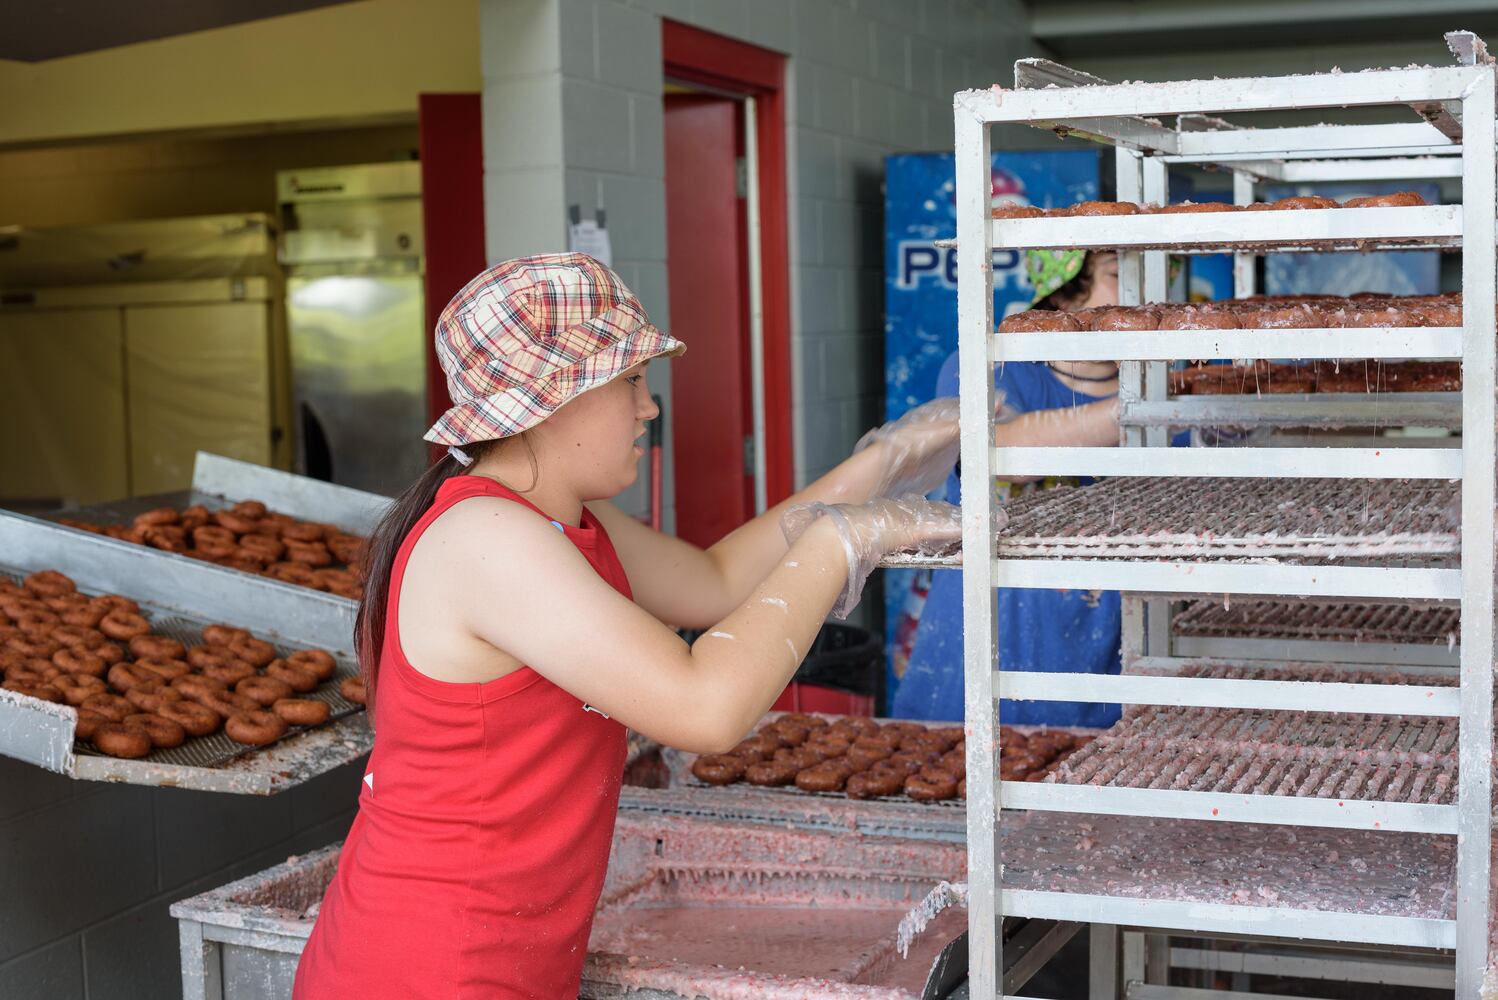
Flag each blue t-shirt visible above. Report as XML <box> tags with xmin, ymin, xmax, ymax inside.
<box><xmin>891</xmin><ymin>352</ymin><xmax>1184</xmax><ymax>726</ymax></box>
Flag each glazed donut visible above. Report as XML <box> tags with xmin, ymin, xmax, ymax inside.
<box><xmin>773</xmin><ymin>745</ymin><xmax>830</xmax><ymax>769</ymax></box>
<box><xmin>134</xmin><ymin>657</ymin><xmax>191</xmax><ymax>682</ymax></box>
<box><xmin>728</xmin><ymin>738</ymin><xmax>772</xmax><ymax>763</ymax></box>
<box><xmin>7</xmin><ymin>634</ymin><xmax>61</xmax><ymax>659</ymax></box>
<box><xmin>202</xmin><ymin>624</ymin><xmax>251</xmax><ymax>647</ymax></box>
<box><xmin>125</xmin><ymin>680</ymin><xmax>183</xmax><ymax>712</ymax></box>
<box><xmin>998</xmin><ymin>310</ymin><xmax>1082</xmax><ymax>333</ymax></box>
<box><xmin>339</xmin><ymin>675</ymin><xmax>367</xmax><ymax>705</ymax></box>
<box><xmin>312</xmin><ymin>569</ymin><xmax>359</xmax><ymax>595</ymax></box>
<box><xmin>1156</xmin><ymin>306</ymin><xmax>1240</xmax><ymax>331</ymax></box>
<box><xmin>52</xmin><ymin>648</ymin><xmax>107</xmax><ymax>677</ymax></box>
<box><xmin>1271</xmin><ymin>195</ymin><xmax>1337</xmax><ymax>210</ymax></box>
<box><xmin>845</xmin><ymin>768</ymin><xmax>905</xmax><ymax>799</ymax></box>
<box><xmin>1152</xmin><ymin>201</ymin><xmax>1236</xmax><ymax>213</ymax></box>
<box><xmin>231</xmin><ymin>500</ymin><xmax>268</xmax><ymax>520</ymax></box>
<box><xmin>1344</xmin><ymin>191</ymin><xmax>1425</xmax><ymax>208</ymax></box>
<box><xmin>744</xmin><ymin>760</ymin><xmax>800</xmax><ymax>786</ymax></box>
<box><xmin>905</xmin><ymin>769</ymin><xmax>959</xmax><ymax>801</ymax></box>
<box><xmin>990</xmin><ymin>202</ymin><xmax>1045</xmax><ymax>219</ymax></box>
<box><xmin>229</xmin><ymin>637</ymin><xmax>277</xmax><ymax>669</ymax></box>
<box><xmin>179</xmin><ymin>505</ymin><xmax>212</xmax><ymax>531</ymax></box>
<box><xmin>212</xmin><ymin>510</ymin><xmax>260</xmax><ymax>535</ymax></box>
<box><xmin>804</xmin><ymin>735</ymin><xmax>851</xmax><ymax>758</ymax></box>
<box><xmin>281</xmin><ymin>521</ymin><xmax>328</xmax><ymax>543</ymax></box>
<box><xmin>846</xmin><ymin>744</ymin><xmax>893</xmax><ymax>770</ymax></box>
<box><xmin>795</xmin><ymin>761</ymin><xmax>855</xmax><ymax>793</ymax></box>
<box><xmin>142</xmin><ymin>525</ymin><xmax>188</xmax><ymax>553</ymax></box>
<box><xmin>833</xmin><ymin>717</ymin><xmax>881</xmax><ymax>738</ymax></box>
<box><xmin>1</xmin><ymin>593</ymin><xmax>48</xmax><ymax>619</ymax></box>
<box><xmin>99</xmin><ymin>611</ymin><xmax>150</xmax><ymax>641</ymax></box>
<box><xmin>238</xmin><ymin>534</ymin><xmax>285</xmax><ymax>562</ymax></box>
<box><xmin>199</xmin><ymin>690</ymin><xmax>265</xmax><ymax>719</ymax></box>
<box><xmin>237</xmin><ymin>675</ymin><xmax>295</xmax><ymax>707</ymax></box>
<box><xmin>1254</xmin><ymin>305</ymin><xmax>1322</xmax><ymax>329</ymax></box>
<box><xmin>16</xmin><ymin>610</ymin><xmax>61</xmax><ymax>635</ymax></box>
<box><xmin>129</xmin><ymin>634</ymin><xmax>185</xmax><ymax>660</ymax></box>
<box><xmin>265</xmin><ymin>563</ymin><xmax>319</xmax><ymax>587</ymax></box>
<box><xmin>73</xmin><ymin>710</ymin><xmax>109</xmax><ymax>741</ymax></box>
<box><xmin>287</xmin><ymin>649</ymin><xmax>337</xmax><ymax>682</ymax></box>
<box><xmin>59</xmin><ymin>603</ymin><xmax>107</xmax><ymax>629</ymax></box>
<box><xmin>91</xmin><ymin>721</ymin><xmax>153</xmax><ymax>758</ymax></box>
<box><xmin>1089</xmin><ymin>307</ymin><xmax>1159</xmax><ymax>332</ymax></box>
<box><xmin>51</xmin><ymin>625</ymin><xmax>103</xmax><ymax>649</ymax></box>
<box><xmin>172</xmin><ymin>674</ymin><xmax>229</xmax><ymax>699</ymax></box>
<box><xmin>690</xmin><ymin>753</ymin><xmax>746</xmax><ymax>784</ymax></box>
<box><xmin>132</xmin><ymin>507</ymin><xmax>179</xmax><ymax>529</ymax></box>
<box><xmin>764</xmin><ymin>722</ymin><xmax>810</xmax><ymax>747</ymax></box>
<box><xmin>107</xmin><ymin>663</ymin><xmax>159</xmax><ymax>692</ymax></box>
<box><xmin>81</xmin><ymin>692</ymin><xmax>134</xmax><ymax>721</ymax></box>
<box><xmin>201</xmin><ymin>658</ymin><xmax>257</xmax><ymax>686</ymax></box>
<box><xmin>1064</xmin><ymin>200</ymin><xmax>1139</xmax><ymax>216</ymax></box>
<box><xmin>187</xmin><ymin>645</ymin><xmax>239</xmax><ymax>671</ymax></box>
<box><xmin>93</xmin><ymin>642</ymin><xmax>126</xmax><ymax>666</ymax></box>
<box><xmin>284</xmin><ymin>541</ymin><xmax>333</xmax><ymax>568</ymax></box>
<box><xmin>278</xmin><ymin>694</ymin><xmax>334</xmax><ymax>727</ymax></box>
<box><xmin>93</xmin><ymin>595</ymin><xmax>140</xmax><ymax>616</ymax></box>
<box><xmin>266</xmin><ymin>660</ymin><xmax>319</xmax><ymax>693</ymax></box>
<box><xmin>123</xmin><ymin>713</ymin><xmax>186</xmax><ymax>749</ymax></box>
<box><xmin>777</xmin><ymin>713</ymin><xmax>827</xmax><ymax>729</ymax></box>
<box><xmin>24</xmin><ymin>570</ymin><xmax>76</xmax><ymax>599</ymax></box>
<box><xmin>156</xmin><ymin>699</ymin><xmax>221</xmax><ymax>736</ymax></box>
<box><xmin>44</xmin><ymin>593</ymin><xmax>88</xmax><ymax>613</ymax></box>
<box><xmin>1332</xmin><ymin>307</ymin><xmax>1409</xmax><ymax>329</ymax></box>
<box><xmin>224</xmin><ymin>710</ymin><xmax>288</xmax><ymax>746</ymax></box>
<box><xmin>326</xmin><ymin>533</ymin><xmax>367</xmax><ymax>565</ymax></box>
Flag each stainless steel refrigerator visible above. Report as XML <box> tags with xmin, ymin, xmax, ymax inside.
<box><xmin>277</xmin><ymin>161</ymin><xmax>426</xmax><ymax>496</ymax></box>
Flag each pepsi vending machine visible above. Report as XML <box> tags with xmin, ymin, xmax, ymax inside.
<box><xmin>882</xmin><ymin>150</ymin><xmax>1099</xmax><ymax>706</ymax></box>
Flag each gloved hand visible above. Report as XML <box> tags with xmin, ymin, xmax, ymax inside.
<box><xmin>855</xmin><ymin>393</ymin><xmax>1014</xmax><ymax>499</ymax></box>
<box><xmin>781</xmin><ymin>496</ymin><xmax>983</xmax><ymax>620</ymax></box>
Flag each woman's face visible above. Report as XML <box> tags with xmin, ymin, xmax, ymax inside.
<box><xmin>533</xmin><ymin>363</ymin><xmax>659</xmax><ymax>499</ymax></box>
<box><xmin>1076</xmin><ymin>252</ymin><xmax>1119</xmax><ymax>311</ymax></box>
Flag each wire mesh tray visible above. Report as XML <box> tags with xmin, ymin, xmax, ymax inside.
<box><xmin>1173</xmin><ymin>598</ymin><xmax>1460</xmax><ymax>646</ymax></box>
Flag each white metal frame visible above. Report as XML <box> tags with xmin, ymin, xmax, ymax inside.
<box><xmin>954</xmin><ymin>35</ymin><xmax>1495</xmax><ymax>998</ymax></box>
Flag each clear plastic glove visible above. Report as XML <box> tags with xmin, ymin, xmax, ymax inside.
<box><xmin>781</xmin><ymin>495</ymin><xmax>976</xmax><ymax>620</ymax></box>
<box><xmin>856</xmin><ymin>394</ymin><xmax>1014</xmax><ymax>499</ymax></box>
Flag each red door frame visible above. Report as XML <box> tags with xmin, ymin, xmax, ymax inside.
<box><xmin>662</xmin><ymin>21</ymin><xmax>794</xmax><ymax>504</ymax></box>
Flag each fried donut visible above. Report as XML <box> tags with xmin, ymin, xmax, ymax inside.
<box><xmin>142</xmin><ymin>525</ymin><xmax>188</xmax><ymax>553</ymax></box>
<box><xmin>7</xmin><ymin>634</ymin><xmax>61</xmax><ymax>658</ymax></box>
<box><xmin>133</xmin><ymin>507</ymin><xmax>179</xmax><ymax>529</ymax></box>
<box><xmin>1064</xmin><ymin>200</ymin><xmax>1139</xmax><ymax>216</ymax></box>
<box><xmin>326</xmin><ymin>533</ymin><xmax>367</xmax><ymax>565</ymax></box>
<box><xmin>173</xmin><ymin>672</ymin><xmax>228</xmax><ymax>696</ymax></box>
<box><xmin>905</xmin><ymin>770</ymin><xmax>960</xmax><ymax>801</ymax></box>
<box><xmin>93</xmin><ymin>594</ymin><xmax>140</xmax><ymax>616</ymax></box>
<box><xmin>1344</xmin><ymin>191</ymin><xmax>1425</xmax><ymax>208</ymax></box>
<box><xmin>281</xmin><ymin>520</ymin><xmax>328</xmax><ymax>543</ymax></box>
<box><xmin>265</xmin><ymin>562</ymin><xmax>319</xmax><ymax>587</ymax></box>
<box><xmin>201</xmin><ymin>624</ymin><xmax>251</xmax><ymax>647</ymax></box>
<box><xmin>278</xmin><ymin>694</ymin><xmax>334</xmax><ymax>727</ymax></box>
<box><xmin>24</xmin><ymin>570</ymin><xmax>76</xmax><ymax>599</ymax></box>
<box><xmin>155</xmin><ymin>699</ymin><xmax>220</xmax><ymax>736</ymax></box>
<box><xmin>231</xmin><ymin>500</ymin><xmax>268</xmax><ymax>519</ymax></box>
<box><xmin>1255</xmin><ymin>305</ymin><xmax>1322</xmax><ymax>329</ymax></box>
<box><xmin>284</xmin><ymin>541</ymin><xmax>333</xmax><ymax>568</ymax></box>
<box><xmin>1152</xmin><ymin>201</ymin><xmax>1236</xmax><ymax>213</ymax></box>
<box><xmin>188</xmin><ymin>645</ymin><xmax>237</xmax><ymax>670</ymax></box>
<box><xmin>59</xmin><ymin>602</ymin><xmax>107</xmax><ymax>628</ymax></box>
<box><xmin>124</xmin><ymin>713</ymin><xmax>186</xmax><ymax>749</ymax></box>
<box><xmin>81</xmin><ymin>692</ymin><xmax>134</xmax><ymax>721</ymax></box>
<box><xmin>728</xmin><ymin>738</ymin><xmax>772</xmax><ymax>763</ymax></box>
<box><xmin>266</xmin><ymin>659</ymin><xmax>319</xmax><ymax>693</ymax></box>
<box><xmin>744</xmin><ymin>760</ymin><xmax>800</xmax><ymax>786</ymax></box>
<box><xmin>202</xmin><ymin>658</ymin><xmax>257</xmax><ymax>686</ymax></box>
<box><xmin>50</xmin><ymin>625</ymin><xmax>101</xmax><ymax>650</ymax></box>
<box><xmin>795</xmin><ymin>760</ymin><xmax>855</xmax><ymax>793</ymax></box>
<box><xmin>1271</xmin><ymin>195</ymin><xmax>1337</xmax><ymax>210</ymax></box>
<box><xmin>991</xmin><ymin>202</ymin><xmax>1045</xmax><ymax>219</ymax></box>
<box><xmin>1089</xmin><ymin>307</ymin><xmax>1159</xmax><ymax>332</ymax></box>
<box><xmin>690</xmin><ymin>753</ymin><xmax>746</xmax><ymax>784</ymax></box>
<box><xmin>229</xmin><ymin>637</ymin><xmax>277</xmax><ymax>669</ymax></box>
<box><xmin>212</xmin><ymin>509</ymin><xmax>260</xmax><ymax>535</ymax></box>
<box><xmin>6</xmin><ymin>661</ymin><xmax>62</xmax><ymax>687</ymax></box>
<box><xmin>845</xmin><ymin>768</ymin><xmax>905</xmax><ymax>799</ymax></box>
<box><xmin>198</xmin><ymin>690</ymin><xmax>264</xmax><ymax>719</ymax></box>
<box><xmin>236</xmin><ymin>675</ymin><xmax>295</xmax><ymax>707</ymax></box>
<box><xmin>99</xmin><ymin>611</ymin><xmax>150</xmax><ymax>641</ymax></box>
<box><xmin>129</xmin><ymin>634</ymin><xmax>185</xmax><ymax>660</ymax></box>
<box><xmin>286</xmin><ymin>649</ymin><xmax>337</xmax><ymax>682</ymax></box>
<box><xmin>91</xmin><ymin>721</ymin><xmax>153</xmax><ymax>758</ymax></box>
<box><xmin>43</xmin><ymin>592</ymin><xmax>88</xmax><ymax>612</ymax></box>
<box><xmin>1156</xmin><ymin>306</ymin><xmax>1240</xmax><ymax>331</ymax></box>
<box><xmin>107</xmin><ymin>663</ymin><xmax>159</xmax><ymax>692</ymax></box>
<box><xmin>998</xmin><ymin>310</ymin><xmax>1082</xmax><ymax>333</ymax></box>
<box><xmin>193</xmin><ymin>525</ymin><xmax>236</xmax><ymax>551</ymax></box>
<box><xmin>53</xmin><ymin>647</ymin><xmax>107</xmax><ymax>677</ymax></box>
<box><xmin>238</xmin><ymin>534</ymin><xmax>285</xmax><ymax>562</ymax></box>
<box><xmin>73</xmin><ymin>710</ymin><xmax>109</xmax><ymax>741</ymax></box>
<box><xmin>225</xmin><ymin>710</ymin><xmax>288</xmax><ymax>746</ymax></box>
<box><xmin>15</xmin><ymin>610</ymin><xmax>60</xmax><ymax>635</ymax></box>
<box><xmin>93</xmin><ymin>641</ymin><xmax>126</xmax><ymax>666</ymax></box>
<box><xmin>125</xmin><ymin>680</ymin><xmax>183</xmax><ymax>712</ymax></box>
<box><xmin>339</xmin><ymin>675</ymin><xmax>367</xmax><ymax>705</ymax></box>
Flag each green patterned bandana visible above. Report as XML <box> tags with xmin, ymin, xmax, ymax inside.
<box><xmin>1025</xmin><ymin>249</ymin><xmax>1087</xmax><ymax>305</ymax></box>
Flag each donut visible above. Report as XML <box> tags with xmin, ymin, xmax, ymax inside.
<box><xmin>125</xmin><ymin>680</ymin><xmax>183</xmax><ymax>712</ymax></box>
<box><xmin>238</xmin><ymin>534</ymin><xmax>285</xmax><ymax>562</ymax></box>
<box><xmin>313</xmin><ymin>569</ymin><xmax>360</xmax><ymax>598</ymax></box>
<box><xmin>6</xmin><ymin>661</ymin><xmax>62</xmax><ymax>686</ymax></box>
<box><xmin>1064</xmin><ymin>200</ymin><xmax>1139</xmax><ymax>216</ymax></box>
<box><xmin>1</xmin><ymin>593</ymin><xmax>48</xmax><ymax>619</ymax></box>
<box><xmin>52</xmin><ymin>648</ymin><xmax>107</xmax><ymax>677</ymax></box>
<box><xmin>266</xmin><ymin>660</ymin><xmax>318</xmax><ymax>693</ymax></box>
<box><xmin>794</xmin><ymin>760</ymin><xmax>855</xmax><ymax>793</ymax></box>
<box><xmin>262</xmin><ymin>697</ymin><xmax>321</xmax><ymax>735</ymax></box>
<box><xmin>326</xmin><ymin>533</ymin><xmax>367</xmax><ymax>565</ymax></box>
<box><xmin>201</xmin><ymin>658</ymin><xmax>257</xmax><ymax>686</ymax></box>
<box><xmin>1254</xmin><ymin>305</ymin><xmax>1322</xmax><ymax>329</ymax></box>
<box><xmin>265</xmin><ymin>563</ymin><xmax>319</xmax><ymax>587</ymax></box>
<box><xmin>1151</xmin><ymin>201</ymin><xmax>1236</xmax><ymax>213</ymax></box>
<box><xmin>202</xmin><ymin>624</ymin><xmax>251</xmax><ymax>647</ymax></box>
<box><xmin>229</xmin><ymin>637</ymin><xmax>277</xmax><ymax>669</ymax></box>
<box><xmin>1344</xmin><ymin>191</ymin><xmax>1425</xmax><ymax>208</ymax></box>
<box><xmin>81</xmin><ymin>692</ymin><xmax>134</xmax><ymax>721</ymax></box>
<box><xmin>94</xmin><ymin>641</ymin><xmax>126</xmax><ymax>666</ymax></box>
<box><xmin>1088</xmin><ymin>307</ymin><xmax>1158</xmax><ymax>331</ymax></box>
<box><xmin>91</xmin><ymin>721</ymin><xmax>153</xmax><ymax>758</ymax></box>
<box><xmin>212</xmin><ymin>510</ymin><xmax>260</xmax><ymax>535</ymax></box>
<box><xmin>998</xmin><ymin>310</ymin><xmax>1081</xmax><ymax>333</ymax></box>
<box><xmin>236</xmin><ymin>675</ymin><xmax>295</xmax><ymax>707</ymax></box>
<box><xmin>59</xmin><ymin>603</ymin><xmax>107</xmax><ymax>628</ymax></box>
<box><xmin>727</xmin><ymin>738</ymin><xmax>772</xmax><ymax>763</ymax></box>
<box><xmin>744</xmin><ymin>760</ymin><xmax>800</xmax><ymax>786</ymax></box>
<box><xmin>16</xmin><ymin>610</ymin><xmax>61</xmax><ymax>635</ymax></box>
<box><xmin>1412</xmin><ymin>302</ymin><xmax>1461</xmax><ymax>326</ymax></box>
<box><xmin>156</xmin><ymin>700</ymin><xmax>220</xmax><ymax>737</ymax></box>
<box><xmin>225</xmin><ymin>710</ymin><xmax>288</xmax><ymax>746</ymax></box>
<box><xmin>905</xmin><ymin>770</ymin><xmax>959</xmax><ymax>801</ymax></box>
<box><xmin>179</xmin><ymin>505</ymin><xmax>212</xmax><ymax>531</ymax></box>
<box><xmin>24</xmin><ymin>570</ymin><xmax>76</xmax><ymax>599</ymax></box>
<box><xmin>846</xmin><ymin>744</ymin><xmax>892</xmax><ymax>770</ymax></box>
<box><xmin>172</xmin><ymin>674</ymin><xmax>229</xmax><ymax>699</ymax></box>
<box><xmin>777</xmin><ymin>713</ymin><xmax>827</xmax><ymax>729</ymax></box>
<box><xmin>43</xmin><ymin>593</ymin><xmax>88</xmax><ymax>612</ymax></box>
<box><xmin>284</xmin><ymin>541</ymin><xmax>333</xmax><ymax>568</ymax></box>
<box><xmin>287</xmin><ymin>649</ymin><xmax>337</xmax><ymax>682</ymax></box>
<box><xmin>199</xmin><ymin>690</ymin><xmax>265</xmax><ymax>719</ymax></box>
<box><xmin>73</xmin><ymin>710</ymin><xmax>110</xmax><ymax>741</ymax></box>
<box><xmin>991</xmin><ymin>202</ymin><xmax>1045</xmax><ymax>219</ymax></box>
<box><xmin>49</xmin><ymin>625</ymin><xmax>101</xmax><ymax>650</ymax></box>
<box><xmin>231</xmin><ymin>500</ymin><xmax>268</xmax><ymax>519</ymax></box>
<box><xmin>187</xmin><ymin>645</ymin><xmax>238</xmax><ymax>670</ymax></box>
<box><xmin>123</xmin><ymin>713</ymin><xmax>186</xmax><ymax>749</ymax></box>
<box><xmin>107</xmin><ymin>663</ymin><xmax>159</xmax><ymax>692</ymax></box>
<box><xmin>129</xmin><ymin>634</ymin><xmax>185</xmax><ymax>660</ymax></box>
<box><xmin>99</xmin><ymin>611</ymin><xmax>150</xmax><ymax>641</ymax></box>
<box><xmin>845</xmin><ymin>768</ymin><xmax>905</xmax><ymax>799</ymax></box>
<box><xmin>339</xmin><ymin>675</ymin><xmax>367</xmax><ymax>705</ymax></box>
<box><xmin>281</xmin><ymin>521</ymin><xmax>328</xmax><ymax>543</ymax></box>
<box><xmin>193</xmin><ymin>525</ymin><xmax>237</xmax><ymax>553</ymax></box>
<box><xmin>1156</xmin><ymin>306</ymin><xmax>1240</xmax><ymax>331</ymax></box>
<box><xmin>1271</xmin><ymin>195</ymin><xmax>1337</xmax><ymax>210</ymax></box>
<box><xmin>1330</xmin><ymin>307</ymin><xmax>1409</xmax><ymax>329</ymax></box>
<box><xmin>93</xmin><ymin>595</ymin><xmax>140</xmax><ymax>616</ymax></box>
<box><xmin>7</xmin><ymin>634</ymin><xmax>61</xmax><ymax>658</ymax></box>
<box><xmin>132</xmin><ymin>507</ymin><xmax>179</xmax><ymax>529</ymax></box>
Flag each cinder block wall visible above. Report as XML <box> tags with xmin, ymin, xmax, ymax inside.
<box><xmin>482</xmin><ymin>0</ymin><xmax>1039</xmax><ymax>531</ymax></box>
<box><xmin>0</xmin><ymin>757</ymin><xmax>362</xmax><ymax>999</ymax></box>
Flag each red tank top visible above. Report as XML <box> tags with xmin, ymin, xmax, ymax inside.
<box><xmin>294</xmin><ymin>476</ymin><xmax>630</xmax><ymax>999</ymax></box>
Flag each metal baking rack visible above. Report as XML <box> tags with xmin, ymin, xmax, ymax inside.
<box><xmin>1171</xmin><ymin>598</ymin><xmax>1462</xmax><ymax>667</ymax></box>
<box><xmin>943</xmin><ymin>31</ymin><xmax>1496</xmax><ymax>997</ymax></box>
<box><xmin>0</xmin><ymin>511</ymin><xmax>371</xmax><ymax>794</ymax></box>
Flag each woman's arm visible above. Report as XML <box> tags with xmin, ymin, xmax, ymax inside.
<box><xmin>995</xmin><ymin>396</ymin><xmax>1119</xmax><ymax>483</ymax></box>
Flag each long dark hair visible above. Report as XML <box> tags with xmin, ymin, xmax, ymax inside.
<box><xmin>356</xmin><ymin>437</ymin><xmax>522</xmax><ymax>712</ymax></box>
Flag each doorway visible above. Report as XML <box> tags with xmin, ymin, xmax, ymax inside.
<box><xmin>662</xmin><ymin>22</ymin><xmax>791</xmax><ymax>547</ymax></box>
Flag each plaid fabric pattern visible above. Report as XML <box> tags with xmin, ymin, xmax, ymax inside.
<box><xmin>425</xmin><ymin>253</ymin><xmax>685</xmax><ymax>445</ymax></box>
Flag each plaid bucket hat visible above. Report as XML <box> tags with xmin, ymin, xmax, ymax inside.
<box><xmin>425</xmin><ymin>253</ymin><xmax>685</xmax><ymax>446</ymax></box>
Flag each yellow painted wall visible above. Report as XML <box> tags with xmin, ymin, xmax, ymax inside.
<box><xmin>0</xmin><ymin>0</ymin><xmax>480</xmax><ymax>147</ymax></box>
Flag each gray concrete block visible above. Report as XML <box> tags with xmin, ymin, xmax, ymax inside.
<box><xmin>480</xmin><ymin>0</ymin><xmax>561</xmax><ymax>80</ymax></box>
<box><xmin>0</xmin><ymin>755</ymin><xmax>75</xmax><ymax>825</ymax></box>
<box><xmin>285</xmin><ymin>759</ymin><xmax>365</xmax><ymax>835</ymax></box>
<box><xmin>792</xmin><ymin>62</ymin><xmax>815</xmax><ymax>126</ymax></box>
<box><xmin>745</xmin><ymin>0</ymin><xmax>796</xmax><ymax>54</ymax></box>
<box><xmin>484</xmin><ymin>167</ymin><xmax>568</xmax><ymax>261</ymax></box>
<box><xmin>566</xmin><ymin>168</ymin><xmax>603</xmax><ymax>218</ymax></box>
<box><xmin>797</xmin><ymin>264</ymin><xmax>846</xmax><ymax>335</ymax></box>
<box><xmin>631</xmin><ymin>92</ymin><xmax>666</xmax><ymax>180</ymax></box>
<box><xmin>629</xmin><ymin>260</ymin><xmax>671</xmax><ymax>328</ymax></box>
<box><xmin>868</xmin><ymin>20</ymin><xmax>909</xmax><ymax>89</ymax></box>
<box><xmin>0</xmin><ymin>785</ymin><xmax>155</xmax><ymax>962</ymax></box>
<box><xmin>561</xmin><ymin>77</ymin><xmax>634</xmax><ymax>174</ymax></box>
<box><xmin>153</xmin><ymin>786</ymin><xmax>294</xmax><ymax>895</ymax></box>
<box><xmin>481</xmin><ymin>73</ymin><xmax>565</xmax><ymax>171</ymax></box>
<box><xmin>852</xmin><ymin>77</ymin><xmax>900</xmax><ymax>146</ymax></box>
<box><xmin>687</xmin><ymin>0</ymin><xmax>751</xmax><ymax>42</ymax></box>
<box><xmin>838</xmin><ymin>137</ymin><xmax>886</xmax><ymax>203</ymax></box>
<box><xmin>599</xmin><ymin>172</ymin><xmax>668</xmax><ymax>263</ymax></box>
<box><xmin>910</xmin><ymin>36</ymin><xmax>943</xmax><ymax>98</ymax></box>
<box><xmin>853</xmin><ymin>265</ymin><xmax>885</xmax><ymax>333</ymax></box>
<box><xmin>795</xmin><ymin>127</ymin><xmax>839</xmax><ymax>200</ymax></box>
<box><xmin>820</xmin><ymin>197</ymin><xmax>861</xmax><ymax>267</ymax></box>
<box><xmin>795</xmin><ymin>195</ymin><xmax>822</xmax><ymax>266</ymax></box>
<box><xmin>827</xmin><ymin>3</ymin><xmax>872</xmax><ymax>77</ymax></box>
<box><xmin>821</xmin><ymin>333</ymin><xmax>867</xmax><ymax>400</ymax></box>
<box><xmin>597</xmin><ymin>1</ymin><xmax>662</xmax><ymax>96</ymax></box>
<box><xmin>0</xmin><ymin>936</ymin><xmax>83</xmax><ymax>1000</ymax></box>
<box><xmin>812</xmin><ymin>64</ymin><xmax>854</xmax><ymax>133</ymax></box>
<box><xmin>558</xmin><ymin>0</ymin><xmax>599</xmax><ymax>79</ymax></box>
<box><xmin>626</xmin><ymin>0</ymin><xmax>692</xmax><ymax>20</ymax></box>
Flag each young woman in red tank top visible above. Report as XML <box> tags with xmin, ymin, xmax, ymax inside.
<box><xmin>293</xmin><ymin>254</ymin><xmax>959</xmax><ymax>999</ymax></box>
